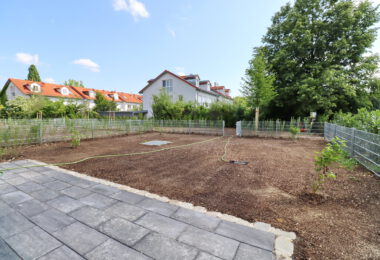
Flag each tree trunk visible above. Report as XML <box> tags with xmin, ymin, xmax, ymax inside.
<box><xmin>255</xmin><ymin>107</ymin><xmax>259</xmax><ymax>131</ymax></box>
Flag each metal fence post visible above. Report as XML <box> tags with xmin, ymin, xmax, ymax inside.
<box><xmin>333</xmin><ymin>124</ymin><xmax>337</xmax><ymax>138</ymax></box>
<box><xmin>39</xmin><ymin>122</ymin><xmax>43</xmax><ymax>144</ymax></box>
<box><xmin>222</xmin><ymin>121</ymin><xmax>225</xmax><ymax>136</ymax></box>
<box><xmin>350</xmin><ymin>128</ymin><xmax>356</xmax><ymax>156</ymax></box>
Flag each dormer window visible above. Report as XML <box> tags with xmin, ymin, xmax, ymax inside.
<box><xmin>60</xmin><ymin>87</ymin><xmax>69</xmax><ymax>95</ymax></box>
<box><xmin>113</xmin><ymin>93</ymin><xmax>119</xmax><ymax>100</ymax></box>
<box><xmin>89</xmin><ymin>90</ymin><xmax>96</xmax><ymax>98</ymax></box>
<box><xmin>30</xmin><ymin>83</ymin><xmax>41</xmax><ymax>93</ymax></box>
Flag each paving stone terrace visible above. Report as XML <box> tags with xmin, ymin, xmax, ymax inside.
<box><xmin>0</xmin><ymin>160</ymin><xmax>276</xmax><ymax>260</ymax></box>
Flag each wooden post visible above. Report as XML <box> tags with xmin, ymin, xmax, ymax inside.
<box><xmin>255</xmin><ymin>107</ymin><xmax>259</xmax><ymax>131</ymax></box>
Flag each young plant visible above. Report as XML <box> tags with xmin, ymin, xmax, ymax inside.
<box><xmin>289</xmin><ymin>126</ymin><xmax>300</xmax><ymax>140</ymax></box>
<box><xmin>312</xmin><ymin>137</ymin><xmax>356</xmax><ymax>193</ymax></box>
<box><xmin>70</xmin><ymin>128</ymin><xmax>81</xmax><ymax>148</ymax></box>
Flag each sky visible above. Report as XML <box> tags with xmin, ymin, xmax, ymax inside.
<box><xmin>1</xmin><ymin>0</ymin><xmax>380</xmax><ymax>97</ymax></box>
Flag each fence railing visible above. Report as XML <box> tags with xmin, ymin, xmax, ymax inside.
<box><xmin>236</xmin><ymin>120</ymin><xmax>324</xmax><ymax>137</ymax></box>
<box><xmin>324</xmin><ymin>122</ymin><xmax>380</xmax><ymax>177</ymax></box>
<box><xmin>0</xmin><ymin>119</ymin><xmax>224</xmax><ymax>146</ymax></box>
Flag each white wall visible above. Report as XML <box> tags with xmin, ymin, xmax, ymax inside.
<box><xmin>5</xmin><ymin>82</ymin><xmax>28</xmax><ymax>100</ymax></box>
<box><xmin>196</xmin><ymin>91</ymin><xmax>218</xmax><ymax>106</ymax></box>
<box><xmin>142</xmin><ymin>72</ymin><xmax>197</xmax><ymax>117</ymax></box>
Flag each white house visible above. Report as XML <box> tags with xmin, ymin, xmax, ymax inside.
<box><xmin>1</xmin><ymin>78</ymin><xmax>142</xmax><ymax>111</ymax></box>
<box><xmin>139</xmin><ymin>70</ymin><xmax>233</xmax><ymax>117</ymax></box>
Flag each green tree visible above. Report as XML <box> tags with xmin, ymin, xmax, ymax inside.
<box><xmin>94</xmin><ymin>92</ymin><xmax>117</xmax><ymax>112</ymax></box>
<box><xmin>27</xmin><ymin>64</ymin><xmax>41</xmax><ymax>82</ymax></box>
<box><xmin>262</xmin><ymin>0</ymin><xmax>380</xmax><ymax>119</ymax></box>
<box><xmin>242</xmin><ymin>48</ymin><xmax>276</xmax><ymax>129</ymax></box>
<box><xmin>63</xmin><ymin>79</ymin><xmax>84</xmax><ymax>87</ymax></box>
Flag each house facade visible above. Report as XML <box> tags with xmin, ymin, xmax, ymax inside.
<box><xmin>1</xmin><ymin>78</ymin><xmax>142</xmax><ymax>111</ymax></box>
<box><xmin>139</xmin><ymin>70</ymin><xmax>232</xmax><ymax>117</ymax></box>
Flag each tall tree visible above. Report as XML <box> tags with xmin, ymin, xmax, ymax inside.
<box><xmin>242</xmin><ymin>48</ymin><xmax>276</xmax><ymax>129</ymax></box>
<box><xmin>63</xmin><ymin>79</ymin><xmax>84</xmax><ymax>87</ymax></box>
<box><xmin>262</xmin><ymin>0</ymin><xmax>380</xmax><ymax>119</ymax></box>
<box><xmin>27</xmin><ymin>64</ymin><xmax>41</xmax><ymax>82</ymax></box>
<box><xmin>94</xmin><ymin>92</ymin><xmax>117</xmax><ymax>111</ymax></box>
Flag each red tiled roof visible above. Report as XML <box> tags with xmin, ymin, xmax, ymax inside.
<box><xmin>7</xmin><ymin>78</ymin><xmax>142</xmax><ymax>104</ymax></box>
<box><xmin>9</xmin><ymin>78</ymin><xmax>83</xmax><ymax>99</ymax></box>
<box><xmin>211</xmin><ymin>86</ymin><xmax>225</xmax><ymax>90</ymax></box>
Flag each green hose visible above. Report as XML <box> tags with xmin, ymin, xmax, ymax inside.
<box><xmin>0</xmin><ymin>136</ymin><xmax>223</xmax><ymax>173</ymax></box>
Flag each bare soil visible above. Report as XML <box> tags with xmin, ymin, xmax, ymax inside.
<box><xmin>5</xmin><ymin>133</ymin><xmax>380</xmax><ymax>260</ymax></box>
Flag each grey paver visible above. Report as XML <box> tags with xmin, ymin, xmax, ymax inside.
<box><xmin>86</xmin><ymin>239</ymin><xmax>151</xmax><ymax>260</ymax></box>
<box><xmin>45</xmin><ymin>180</ymin><xmax>71</xmax><ymax>191</ymax></box>
<box><xmin>99</xmin><ymin>217</ymin><xmax>150</xmax><ymax>246</ymax></box>
<box><xmin>29</xmin><ymin>166</ymin><xmax>51</xmax><ymax>172</ymax></box>
<box><xmin>61</xmin><ymin>186</ymin><xmax>92</xmax><ymax>199</ymax></box>
<box><xmin>47</xmin><ymin>195</ymin><xmax>85</xmax><ymax>213</ymax></box>
<box><xmin>38</xmin><ymin>245</ymin><xmax>84</xmax><ymax>260</ymax></box>
<box><xmin>31</xmin><ymin>208</ymin><xmax>76</xmax><ymax>233</ymax></box>
<box><xmin>178</xmin><ymin>226</ymin><xmax>239</xmax><ymax>260</ymax></box>
<box><xmin>5</xmin><ymin>176</ymin><xmax>29</xmax><ymax>185</ymax></box>
<box><xmin>0</xmin><ymin>212</ymin><xmax>35</xmax><ymax>238</ymax></box>
<box><xmin>134</xmin><ymin>232</ymin><xmax>198</xmax><ymax>260</ymax></box>
<box><xmin>137</xmin><ymin>198</ymin><xmax>178</xmax><ymax>216</ymax></box>
<box><xmin>53</xmin><ymin>222</ymin><xmax>108</xmax><ymax>255</ymax></box>
<box><xmin>0</xmin><ymin>172</ymin><xmax>19</xmax><ymax>180</ymax></box>
<box><xmin>30</xmin><ymin>188</ymin><xmax>59</xmax><ymax>202</ymax></box>
<box><xmin>5</xmin><ymin>226</ymin><xmax>61</xmax><ymax>260</ymax></box>
<box><xmin>0</xmin><ymin>183</ymin><xmax>17</xmax><ymax>195</ymax></box>
<box><xmin>0</xmin><ymin>200</ymin><xmax>15</xmax><ymax>218</ymax></box>
<box><xmin>16</xmin><ymin>181</ymin><xmax>44</xmax><ymax>193</ymax></box>
<box><xmin>0</xmin><ymin>237</ymin><xmax>20</xmax><ymax>260</ymax></box>
<box><xmin>79</xmin><ymin>193</ymin><xmax>117</xmax><ymax>209</ymax></box>
<box><xmin>110</xmin><ymin>190</ymin><xmax>146</xmax><ymax>204</ymax></box>
<box><xmin>69</xmin><ymin>206</ymin><xmax>111</xmax><ymax>227</ymax></box>
<box><xmin>30</xmin><ymin>175</ymin><xmax>56</xmax><ymax>184</ymax></box>
<box><xmin>104</xmin><ymin>201</ymin><xmax>146</xmax><ymax>221</ymax></box>
<box><xmin>19</xmin><ymin>171</ymin><xmax>42</xmax><ymax>179</ymax></box>
<box><xmin>172</xmin><ymin>207</ymin><xmax>221</xmax><ymax>231</ymax></box>
<box><xmin>14</xmin><ymin>199</ymin><xmax>49</xmax><ymax>217</ymax></box>
<box><xmin>135</xmin><ymin>212</ymin><xmax>188</xmax><ymax>239</ymax></box>
<box><xmin>0</xmin><ymin>190</ymin><xmax>32</xmax><ymax>205</ymax></box>
<box><xmin>89</xmin><ymin>183</ymin><xmax>120</xmax><ymax>196</ymax></box>
<box><xmin>196</xmin><ymin>252</ymin><xmax>221</xmax><ymax>260</ymax></box>
<box><xmin>215</xmin><ymin>221</ymin><xmax>275</xmax><ymax>252</ymax></box>
<box><xmin>235</xmin><ymin>243</ymin><xmax>274</xmax><ymax>260</ymax></box>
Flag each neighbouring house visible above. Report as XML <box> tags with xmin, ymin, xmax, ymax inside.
<box><xmin>1</xmin><ymin>78</ymin><xmax>142</xmax><ymax>111</ymax></box>
<box><xmin>139</xmin><ymin>70</ymin><xmax>233</xmax><ymax>117</ymax></box>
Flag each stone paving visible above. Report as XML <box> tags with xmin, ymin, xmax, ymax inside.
<box><xmin>0</xmin><ymin>160</ymin><xmax>276</xmax><ymax>260</ymax></box>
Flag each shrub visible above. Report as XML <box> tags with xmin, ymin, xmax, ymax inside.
<box><xmin>312</xmin><ymin>137</ymin><xmax>356</xmax><ymax>193</ymax></box>
<box><xmin>289</xmin><ymin>126</ymin><xmax>300</xmax><ymax>139</ymax></box>
<box><xmin>333</xmin><ymin>108</ymin><xmax>380</xmax><ymax>134</ymax></box>
<box><xmin>70</xmin><ymin>128</ymin><xmax>81</xmax><ymax>148</ymax></box>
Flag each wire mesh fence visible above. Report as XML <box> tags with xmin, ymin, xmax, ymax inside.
<box><xmin>236</xmin><ymin>120</ymin><xmax>324</xmax><ymax>137</ymax></box>
<box><xmin>324</xmin><ymin>122</ymin><xmax>380</xmax><ymax>177</ymax></box>
<box><xmin>0</xmin><ymin>119</ymin><xmax>224</xmax><ymax>146</ymax></box>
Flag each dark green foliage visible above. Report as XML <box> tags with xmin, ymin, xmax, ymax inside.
<box><xmin>262</xmin><ymin>0</ymin><xmax>380</xmax><ymax>119</ymax></box>
<box><xmin>63</xmin><ymin>79</ymin><xmax>84</xmax><ymax>87</ymax></box>
<box><xmin>94</xmin><ymin>92</ymin><xmax>118</xmax><ymax>112</ymax></box>
<box><xmin>27</xmin><ymin>65</ymin><xmax>41</xmax><ymax>82</ymax></box>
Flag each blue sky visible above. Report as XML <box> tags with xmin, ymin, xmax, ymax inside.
<box><xmin>1</xmin><ymin>0</ymin><xmax>379</xmax><ymax>96</ymax></box>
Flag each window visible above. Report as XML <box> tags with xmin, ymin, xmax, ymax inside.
<box><xmin>162</xmin><ymin>79</ymin><xmax>173</xmax><ymax>93</ymax></box>
<box><xmin>178</xmin><ymin>95</ymin><xmax>183</xmax><ymax>101</ymax></box>
<box><xmin>30</xmin><ymin>83</ymin><xmax>41</xmax><ymax>93</ymax></box>
<box><xmin>61</xmin><ymin>87</ymin><xmax>69</xmax><ymax>95</ymax></box>
<box><xmin>89</xmin><ymin>91</ymin><xmax>96</xmax><ymax>98</ymax></box>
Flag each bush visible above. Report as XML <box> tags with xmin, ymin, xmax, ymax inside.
<box><xmin>70</xmin><ymin>128</ymin><xmax>81</xmax><ymax>148</ymax></box>
<box><xmin>289</xmin><ymin>126</ymin><xmax>300</xmax><ymax>139</ymax></box>
<box><xmin>312</xmin><ymin>137</ymin><xmax>356</xmax><ymax>193</ymax></box>
<box><xmin>333</xmin><ymin>108</ymin><xmax>380</xmax><ymax>134</ymax></box>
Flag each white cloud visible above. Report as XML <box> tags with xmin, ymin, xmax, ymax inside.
<box><xmin>168</xmin><ymin>28</ymin><xmax>176</xmax><ymax>38</ymax></box>
<box><xmin>15</xmin><ymin>53</ymin><xmax>39</xmax><ymax>65</ymax></box>
<box><xmin>113</xmin><ymin>0</ymin><xmax>150</xmax><ymax>20</ymax></box>
<box><xmin>44</xmin><ymin>78</ymin><xmax>56</xmax><ymax>84</ymax></box>
<box><xmin>73</xmin><ymin>59</ymin><xmax>100</xmax><ymax>72</ymax></box>
<box><xmin>174</xmin><ymin>67</ymin><xmax>186</xmax><ymax>76</ymax></box>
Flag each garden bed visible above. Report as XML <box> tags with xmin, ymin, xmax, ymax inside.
<box><xmin>4</xmin><ymin>133</ymin><xmax>380</xmax><ymax>259</ymax></box>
